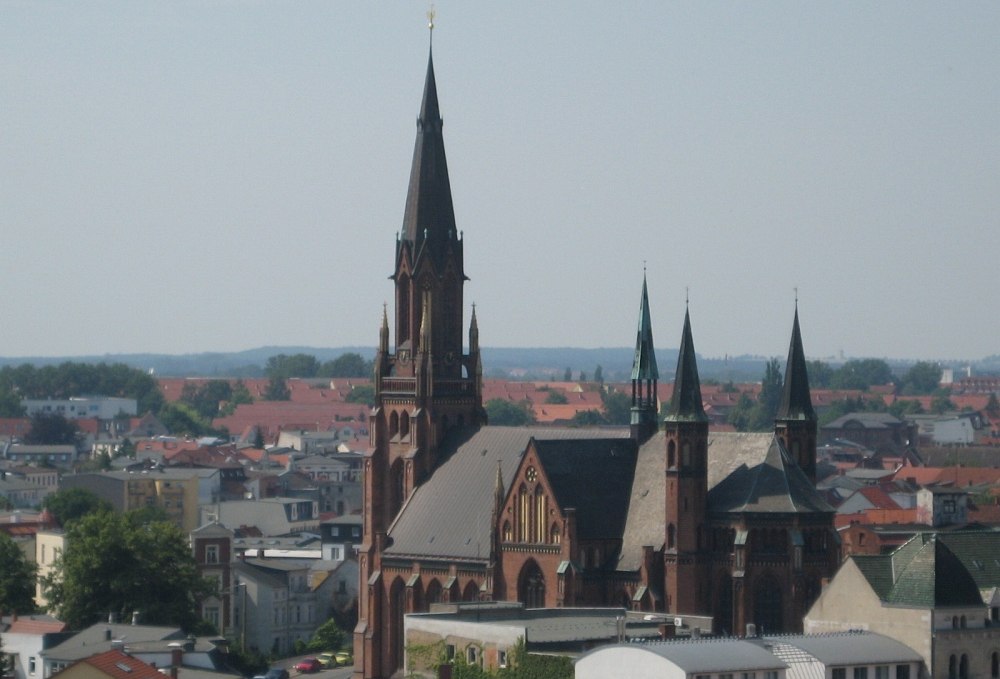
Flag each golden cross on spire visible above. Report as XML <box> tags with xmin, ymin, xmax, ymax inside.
<box><xmin>427</xmin><ymin>5</ymin><xmax>435</xmax><ymax>32</ymax></box>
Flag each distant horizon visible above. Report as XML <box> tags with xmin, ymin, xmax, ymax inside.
<box><xmin>0</xmin><ymin>344</ymin><xmax>994</xmax><ymax>367</ymax></box>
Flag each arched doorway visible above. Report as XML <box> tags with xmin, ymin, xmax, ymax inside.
<box><xmin>753</xmin><ymin>574</ymin><xmax>783</xmax><ymax>634</ymax></box>
<box><xmin>518</xmin><ymin>561</ymin><xmax>546</xmax><ymax>608</ymax></box>
<box><xmin>387</xmin><ymin>577</ymin><xmax>406</xmax><ymax>675</ymax></box>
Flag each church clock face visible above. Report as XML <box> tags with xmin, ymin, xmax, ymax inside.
<box><xmin>526</xmin><ymin>466</ymin><xmax>538</xmax><ymax>482</ymax></box>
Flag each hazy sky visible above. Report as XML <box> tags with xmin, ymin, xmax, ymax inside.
<box><xmin>3</xmin><ymin>2</ymin><xmax>998</xmax><ymax>362</ymax></box>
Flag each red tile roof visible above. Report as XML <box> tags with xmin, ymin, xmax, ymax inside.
<box><xmin>61</xmin><ymin>649</ymin><xmax>163</xmax><ymax>679</ymax></box>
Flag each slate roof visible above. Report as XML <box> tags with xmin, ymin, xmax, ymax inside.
<box><xmin>708</xmin><ymin>436</ymin><xmax>834</xmax><ymax>514</ymax></box>
<box><xmin>619</xmin><ymin>431</ymin><xmax>832</xmax><ymax>571</ymax></box>
<box><xmin>384</xmin><ymin>426</ymin><xmax>631</xmax><ymax>561</ymax></box>
<box><xmin>43</xmin><ymin>623</ymin><xmax>185</xmax><ymax>662</ymax></box>
<box><xmin>630</xmin><ymin>275</ymin><xmax>658</xmax><ymax>381</ymax></box>
<box><xmin>852</xmin><ymin>531</ymin><xmax>1000</xmax><ymax>608</ymax></box>
<box><xmin>664</xmin><ymin>309</ymin><xmax>708</xmax><ymax>423</ymax></box>
<box><xmin>618</xmin><ymin>432</ymin><xmax>669</xmax><ymax>570</ymax></box>
<box><xmin>532</xmin><ymin>437</ymin><xmax>637</xmax><ymax>541</ymax></box>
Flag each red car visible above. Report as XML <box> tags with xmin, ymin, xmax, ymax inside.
<box><xmin>293</xmin><ymin>658</ymin><xmax>322</xmax><ymax>673</ymax></box>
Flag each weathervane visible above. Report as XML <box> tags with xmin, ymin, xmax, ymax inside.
<box><xmin>427</xmin><ymin>5</ymin><xmax>435</xmax><ymax>35</ymax></box>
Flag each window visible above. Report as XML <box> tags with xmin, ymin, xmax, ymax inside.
<box><xmin>720</xmin><ymin>674</ymin><xmax>733</xmax><ymax>679</ymax></box>
<box><xmin>498</xmin><ymin>650</ymin><xmax>508</xmax><ymax>668</ymax></box>
<box><xmin>875</xmin><ymin>666</ymin><xmax>889</xmax><ymax>679</ymax></box>
<box><xmin>765</xmin><ymin>673</ymin><xmax>778</xmax><ymax>679</ymax></box>
<box><xmin>832</xmin><ymin>672</ymin><xmax>847</xmax><ymax>679</ymax></box>
<box><xmin>29</xmin><ymin>657</ymin><xmax>36</xmax><ymax>675</ymax></box>
<box><xmin>446</xmin><ymin>645</ymin><xmax>455</xmax><ymax>660</ymax></box>
<box><xmin>206</xmin><ymin>545</ymin><xmax>219</xmax><ymax>564</ymax></box>
<box><xmin>854</xmin><ymin>668</ymin><xmax>869</xmax><ymax>679</ymax></box>
<box><xmin>204</xmin><ymin>606</ymin><xmax>220</xmax><ymax>629</ymax></box>
<box><xmin>742</xmin><ymin>673</ymin><xmax>756</xmax><ymax>679</ymax></box>
<box><xmin>466</xmin><ymin>646</ymin><xmax>478</xmax><ymax>665</ymax></box>
<box><xmin>896</xmin><ymin>665</ymin><xmax>910</xmax><ymax>679</ymax></box>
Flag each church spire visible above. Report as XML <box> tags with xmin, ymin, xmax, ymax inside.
<box><xmin>630</xmin><ymin>274</ymin><xmax>660</xmax><ymax>441</ymax></box>
<box><xmin>400</xmin><ymin>45</ymin><xmax>457</xmax><ymax>265</ymax></box>
<box><xmin>777</xmin><ymin>306</ymin><xmax>816</xmax><ymax>422</ymax></box>
<box><xmin>665</xmin><ymin>306</ymin><xmax>707</xmax><ymax>423</ymax></box>
<box><xmin>631</xmin><ymin>274</ymin><xmax>659</xmax><ymax>382</ymax></box>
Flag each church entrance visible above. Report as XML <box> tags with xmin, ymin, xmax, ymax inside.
<box><xmin>518</xmin><ymin>561</ymin><xmax>546</xmax><ymax>608</ymax></box>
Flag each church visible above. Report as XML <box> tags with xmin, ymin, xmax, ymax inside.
<box><xmin>353</xmin><ymin>43</ymin><xmax>840</xmax><ymax>679</ymax></box>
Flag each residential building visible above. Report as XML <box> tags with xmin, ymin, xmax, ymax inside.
<box><xmin>203</xmin><ymin>498</ymin><xmax>319</xmax><ymax>536</ymax></box>
<box><xmin>191</xmin><ymin>522</ymin><xmax>235</xmax><ymax>636</ymax></box>
<box><xmin>0</xmin><ymin>614</ymin><xmax>67</xmax><ymax>679</ymax></box>
<box><xmin>805</xmin><ymin>530</ymin><xmax>1000</xmax><ymax>678</ymax></box>
<box><xmin>40</xmin><ymin>623</ymin><xmax>186</xmax><ymax>678</ymax></box>
<box><xmin>34</xmin><ymin>529</ymin><xmax>66</xmax><ymax>607</ymax></box>
<box><xmin>231</xmin><ymin>558</ymin><xmax>336</xmax><ymax>656</ymax></box>
<box><xmin>21</xmin><ymin>397</ymin><xmax>137</xmax><ymax>421</ymax></box>
<box><xmin>60</xmin><ymin>469</ymin><xmax>215</xmax><ymax>532</ymax></box>
<box><xmin>3</xmin><ymin>445</ymin><xmax>78</xmax><ymax>469</ymax></box>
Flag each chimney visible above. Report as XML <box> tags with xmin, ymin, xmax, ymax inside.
<box><xmin>659</xmin><ymin>622</ymin><xmax>676</xmax><ymax>639</ymax></box>
<box><xmin>169</xmin><ymin>643</ymin><xmax>183</xmax><ymax>679</ymax></box>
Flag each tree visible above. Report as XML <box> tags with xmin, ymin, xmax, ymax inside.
<box><xmin>830</xmin><ymin>359</ymin><xmax>894</xmax><ymax>390</ymax></box>
<box><xmin>931</xmin><ymin>389</ymin><xmax>957</xmax><ymax>414</ymax></box>
<box><xmin>344</xmin><ymin>384</ymin><xmax>376</xmax><ymax>406</ymax></box>
<box><xmin>41</xmin><ymin>488</ymin><xmax>113</xmax><ymax>527</ymax></box>
<box><xmin>0</xmin><ymin>532</ymin><xmax>37</xmax><ymax>614</ymax></box>
<box><xmin>0</xmin><ymin>387</ymin><xmax>25</xmax><ymax>417</ymax></box>
<box><xmin>25</xmin><ymin>412</ymin><xmax>79</xmax><ymax>445</ymax></box>
<box><xmin>601</xmin><ymin>390</ymin><xmax>632</xmax><ymax>425</ymax></box>
<box><xmin>593</xmin><ymin>365</ymin><xmax>604</xmax><ymax>384</ymax></box>
<box><xmin>179</xmin><ymin>380</ymin><xmax>233</xmax><ymax>420</ymax></box>
<box><xmin>986</xmin><ymin>392</ymin><xmax>1000</xmax><ymax>417</ymax></box>
<box><xmin>563</xmin><ymin>367</ymin><xmax>572</xmax><ymax>382</ymax></box>
<box><xmin>900</xmin><ymin>361</ymin><xmax>942</xmax><ymax>395</ymax></box>
<box><xmin>570</xmin><ymin>410</ymin><xmax>605</xmax><ymax>426</ymax></box>
<box><xmin>320</xmin><ymin>353</ymin><xmax>373</xmax><ymax>378</ymax></box>
<box><xmin>578</xmin><ymin>371</ymin><xmax>587</xmax><ymax>382</ymax></box>
<box><xmin>306</xmin><ymin>618</ymin><xmax>346</xmax><ymax>652</ymax></box>
<box><xmin>265</xmin><ymin>353</ymin><xmax>319</xmax><ymax>379</ymax></box>
<box><xmin>485</xmin><ymin>399</ymin><xmax>536</xmax><ymax>426</ymax></box>
<box><xmin>157</xmin><ymin>402</ymin><xmax>210</xmax><ymax>436</ymax></box>
<box><xmin>726</xmin><ymin>360</ymin><xmax>783</xmax><ymax>432</ymax></box>
<box><xmin>888</xmin><ymin>398</ymin><xmax>924</xmax><ymax>418</ymax></box>
<box><xmin>806</xmin><ymin>360</ymin><xmax>833</xmax><ymax>389</ymax></box>
<box><xmin>544</xmin><ymin>390</ymin><xmax>568</xmax><ymax>405</ymax></box>
<box><xmin>43</xmin><ymin>510</ymin><xmax>212</xmax><ymax>630</ymax></box>
<box><xmin>263</xmin><ymin>376</ymin><xmax>291</xmax><ymax>401</ymax></box>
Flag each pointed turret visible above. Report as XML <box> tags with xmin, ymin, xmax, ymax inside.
<box><xmin>777</xmin><ymin>307</ymin><xmax>816</xmax><ymax>422</ymax></box>
<box><xmin>665</xmin><ymin>308</ymin><xmax>707</xmax><ymax>423</ymax></box>
<box><xmin>631</xmin><ymin>275</ymin><xmax>660</xmax><ymax>441</ymax></box>
<box><xmin>379</xmin><ymin>304</ymin><xmax>390</xmax><ymax>354</ymax></box>
<box><xmin>775</xmin><ymin>306</ymin><xmax>818</xmax><ymax>482</ymax></box>
<box><xmin>400</xmin><ymin>48</ymin><xmax>458</xmax><ymax>268</ymax></box>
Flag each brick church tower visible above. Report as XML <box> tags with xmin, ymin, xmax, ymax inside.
<box><xmin>355</xmin><ymin>44</ymin><xmax>485</xmax><ymax>679</ymax></box>
<box><xmin>662</xmin><ymin>306</ymin><xmax>710</xmax><ymax>615</ymax></box>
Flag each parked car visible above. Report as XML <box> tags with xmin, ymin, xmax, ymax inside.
<box><xmin>294</xmin><ymin>658</ymin><xmax>322</xmax><ymax>674</ymax></box>
<box><xmin>317</xmin><ymin>653</ymin><xmax>338</xmax><ymax>669</ymax></box>
<box><xmin>334</xmin><ymin>650</ymin><xmax>353</xmax><ymax>666</ymax></box>
<box><xmin>254</xmin><ymin>669</ymin><xmax>289</xmax><ymax>679</ymax></box>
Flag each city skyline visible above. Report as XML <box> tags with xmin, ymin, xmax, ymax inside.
<box><xmin>3</xmin><ymin>3</ymin><xmax>998</xmax><ymax>361</ymax></box>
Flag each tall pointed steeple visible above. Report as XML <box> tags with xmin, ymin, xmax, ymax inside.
<box><xmin>777</xmin><ymin>307</ymin><xmax>816</xmax><ymax>422</ymax></box>
<box><xmin>775</xmin><ymin>304</ymin><xmax>818</xmax><ymax>483</ymax></box>
<box><xmin>400</xmin><ymin>47</ymin><xmax>458</xmax><ymax>266</ymax></box>
<box><xmin>665</xmin><ymin>307</ymin><xmax>707</xmax><ymax>423</ymax></box>
<box><xmin>631</xmin><ymin>274</ymin><xmax>660</xmax><ymax>441</ymax></box>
